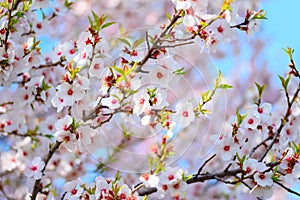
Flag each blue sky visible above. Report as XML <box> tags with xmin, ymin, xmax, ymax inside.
<box><xmin>258</xmin><ymin>0</ymin><xmax>300</xmax><ymax>75</ymax></box>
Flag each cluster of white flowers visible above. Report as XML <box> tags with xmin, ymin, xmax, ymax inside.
<box><xmin>1</xmin><ymin>0</ymin><xmax>299</xmax><ymax>200</ymax></box>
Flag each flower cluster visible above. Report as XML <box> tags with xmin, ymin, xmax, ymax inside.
<box><xmin>1</xmin><ymin>0</ymin><xmax>299</xmax><ymax>200</ymax></box>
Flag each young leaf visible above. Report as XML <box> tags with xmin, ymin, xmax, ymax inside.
<box><xmin>217</xmin><ymin>84</ymin><xmax>233</xmax><ymax>89</ymax></box>
<box><xmin>117</xmin><ymin>38</ymin><xmax>131</xmax><ymax>48</ymax></box>
<box><xmin>282</xmin><ymin>46</ymin><xmax>294</xmax><ymax>60</ymax></box>
<box><xmin>133</xmin><ymin>38</ymin><xmax>145</xmax><ymax>48</ymax></box>
<box><xmin>254</xmin><ymin>82</ymin><xmax>266</xmax><ymax>98</ymax></box>
<box><xmin>101</xmin><ymin>22</ymin><xmax>116</xmax><ymax>29</ymax></box>
<box><xmin>173</xmin><ymin>67</ymin><xmax>187</xmax><ymax>75</ymax></box>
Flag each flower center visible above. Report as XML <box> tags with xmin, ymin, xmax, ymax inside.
<box><xmin>257</xmin><ymin>107</ymin><xmax>263</xmax><ymax>114</ymax></box>
<box><xmin>139</xmin><ymin>98</ymin><xmax>145</xmax><ymax>104</ymax></box>
<box><xmin>168</xmin><ymin>175</ymin><xmax>174</xmax><ymax>180</ymax></box>
<box><xmin>248</xmin><ymin>118</ymin><xmax>254</xmax><ymax>124</ymax></box>
<box><xmin>259</xmin><ymin>174</ymin><xmax>265</xmax><ymax>180</ymax></box>
<box><xmin>157</xmin><ymin>72</ymin><xmax>163</xmax><ymax>79</ymax></box>
<box><xmin>31</xmin><ymin>166</ymin><xmax>38</xmax><ymax>171</ymax></box>
<box><xmin>71</xmin><ymin>188</ymin><xmax>77</xmax><ymax>195</ymax></box>
<box><xmin>67</xmin><ymin>89</ymin><xmax>73</xmax><ymax>96</ymax></box>
<box><xmin>217</xmin><ymin>25</ymin><xmax>224</xmax><ymax>33</ymax></box>
<box><xmin>173</xmin><ymin>183</ymin><xmax>179</xmax><ymax>189</ymax></box>
<box><xmin>182</xmin><ymin>111</ymin><xmax>189</xmax><ymax>117</ymax></box>
<box><xmin>223</xmin><ymin>145</ymin><xmax>230</xmax><ymax>151</ymax></box>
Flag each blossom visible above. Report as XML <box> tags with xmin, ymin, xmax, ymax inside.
<box><xmin>247</xmin><ymin>20</ymin><xmax>260</xmax><ymax>36</ymax></box>
<box><xmin>171</xmin><ymin>0</ymin><xmax>191</xmax><ymax>10</ymax></box>
<box><xmin>63</xmin><ymin>180</ymin><xmax>83</xmax><ymax>200</ymax></box>
<box><xmin>139</xmin><ymin>173</ymin><xmax>159</xmax><ymax>188</ymax></box>
<box><xmin>74</xmin><ymin>125</ymin><xmax>93</xmax><ymax>152</ymax></box>
<box><xmin>254</xmin><ymin>171</ymin><xmax>273</xmax><ymax>187</ymax></box>
<box><xmin>149</xmin><ymin>66</ymin><xmax>174</xmax><ymax>88</ymax></box>
<box><xmin>242</xmin><ymin>111</ymin><xmax>261</xmax><ymax>129</ymax></box>
<box><xmin>102</xmin><ymin>89</ymin><xmax>123</xmax><ymax>109</ymax></box>
<box><xmin>214</xmin><ymin>137</ymin><xmax>238</xmax><ymax>161</ymax></box>
<box><xmin>51</xmin><ymin>82</ymin><xmax>85</xmax><ymax>112</ymax></box>
<box><xmin>173</xmin><ymin>102</ymin><xmax>195</xmax><ymax>128</ymax></box>
<box><xmin>1</xmin><ymin>152</ymin><xmax>22</xmax><ymax>172</ymax></box>
<box><xmin>242</xmin><ymin>158</ymin><xmax>267</xmax><ymax>175</ymax></box>
<box><xmin>183</xmin><ymin>15</ymin><xmax>195</xmax><ymax>27</ymax></box>
<box><xmin>251</xmin><ymin>102</ymin><xmax>272</xmax><ymax>124</ymax></box>
<box><xmin>89</xmin><ymin>58</ymin><xmax>105</xmax><ymax>78</ymax></box>
<box><xmin>14</xmin><ymin>87</ymin><xmax>35</xmax><ymax>107</ymax></box>
<box><xmin>160</xmin><ymin>166</ymin><xmax>184</xmax><ymax>185</ymax></box>
<box><xmin>209</xmin><ymin>19</ymin><xmax>237</xmax><ymax>43</ymax></box>
<box><xmin>24</xmin><ymin>157</ymin><xmax>45</xmax><ymax>180</ymax></box>
<box><xmin>168</xmin><ymin>180</ymin><xmax>187</xmax><ymax>199</ymax></box>
<box><xmin>132</xmin><ymin>89</ymin><xmax>151</xmax><ymax>115</ymax></box>
<box><xmin>250</xmin><ymin>185</ymin><xmax>273</xmax><ymax>199</ymax></box>
<box><xmin>62</xmin><ymin>41</ymin><xmax>77</xmax><ymax>61</ymax></box>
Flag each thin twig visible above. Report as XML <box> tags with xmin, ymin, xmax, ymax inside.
<box><xmin>157</xmin><ymin>41</ymin><xmax>194</xmax><ymax>49</ymax></box>
<box><xmin>259</xmin><ymin>82</ymin><xmax>300</xmax><ymax>162</ymax></box>
<box><xmin>195</xmin><ymin>154</ymin><xmax>216</xmax><ymax>177</ymax></box>
<box><xmin>275</xmin><ymin>180</ymin><xmax>300</xmax><ymax>196</ymax></box>
<box><xmin>249</xmin><ymin>136</ymin><xmax>271</xmax><ymax>157</ymax></box>
<box><xmin>31</xmin><ymin>141</ymin><xmax>62</xmax><ymax>200</ymax></box>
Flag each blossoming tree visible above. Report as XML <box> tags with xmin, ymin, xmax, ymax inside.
<box><xmin>0</xmin><ymin>0</ymin><xmax>299</xmax><ymax>199</ymax></box>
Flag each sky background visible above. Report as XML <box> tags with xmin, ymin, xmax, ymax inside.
<box><xmin>255</xmin><ymin>0</ymin><xmax>300</xmax><ymax>75</ymax></box>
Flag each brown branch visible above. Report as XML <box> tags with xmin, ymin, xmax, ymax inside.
<box><xmin>30</xmin><ymin>141</ymin><xmax>62</xmax><ymax>200</ymax></box>
<box><xmin>195</xmin><ymin>154</ymin><xmax>216</xmax><ymax>177</ymax></box>
<box><xmin>274</xmin><ymin>180</ymin><xmax>300</xmax><ymax>197</ymax></box>
<box><xmin>3</xmin><ymin>0</ymin><xmax>22</xmax><ymax>51</ymax></box>
<box><xmin>135</xmin><ymin>10</ymin><xmax>183</xmax><ymax>73</ymax></box>
<box><xmin>157</xmin><ymin>41</ymin><xmax>194</xmax><ymax>49</ymax></box>
<box><xmin>34</xmin><ymin>58</ymin><xmax>66</xmax><ymax>69</ymax></box>
<box><xmin>259</xmin><ymin>82</ymin><xmax>300</xmax><ymax>162</ymax></box>
<box><xmin>137</xmin><ymin>168</ymin><xmax>243</xmax><ymax>196</ymax></box>
<box><xmin>249</xmin><ymin>136</ymin><xmax>271</xmax><ymax>157</ymax></box>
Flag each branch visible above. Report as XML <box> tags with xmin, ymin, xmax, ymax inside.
<box><xmin>30</xmin><ymin>141</ymin><xmax>62</xmax><ymax>200</ymax></box>
<box><xmin>2</xmin><ymin>0</ymin><xmax>22</xmax><ymax>51</ymax></box>
<box><xmin>135</xmin><ymin>10</ymin><xmax>183</xmax><ymax>72</ymax></box>
<box><xmin>137</xmin><ymin>168</ymin><xmax>243</xmax><ymax>196</ymax></box>
<box><xmin>274</xmin><ymin>181</ymin><xmax>300</xmax><ymax>197</ymax></box>
<box><xmin>249</xmin><ymin>136</ymin><xmax>271</xmax><ymax>157</ymax></box>
<box><xmin>195</xmin><ymin>154</ymin><xmax>216</xmax><ymax>177</ymax></box>
<box><xmin>157</xmin><ymin>41</ymin><xmax>194</xmax><ymax>49</ymax></box>
<box><xmin>259</xmin><ymin>82</ymin><xmax>300</xmax><ymax>161</ymax></box>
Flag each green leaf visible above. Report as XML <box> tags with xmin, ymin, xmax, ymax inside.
<box><xmin>166</xmin><ymin>12</ymin><xmax>172</xmax><ymax>21</ymax></box>
<box><xmin>111</xmin><ymin>65</ymin><xmax>125</xmax><ymax>76</ymax></box>
<box><xmin>101</xmin><ymin>21</ymin><xmax>116</xmax><ymax>29</ymax></box>
<box><xmin>255</xmin><ymin>82</ymin><xmax>266</xmax><ymax>98</ymax></box>
<box><xmin>272</xmin><ymin>175</ymin><xmax>281</xmax><ymax>182</ymax></box>
<box><xmin>236</xmin><ymin>153</ymin><xmax>246</xmax><ymax>164</ymax></box>
<box><xmin>117</xmin><ymin>38</ymin><xmax>131</xmax><ymax>47</ymax></box>
<box><xmin>133</xmin><ymin>38</ymin><xmax>145</xmax><ymax>48</ymax></box>
<box><xmin>142</xmin><ymin>196</ymin><xmax>148</xmax><ymax>200</ymax></box>
<box><xmin>45</xmin><ymin>134</ymin><xmax>54</xmax><ymax>139</ymax></box>
<box><xmin>236</xmin><ymin>109</ymin><xmax>246</xmax><ymax>126</ymax></box>
<box><xmin>201</xmin><ymin>90</ymin><xmax>211</xmax><ymax>103</ymax></box>
<box><xmin>92</xmin><ymin>10</ymin><xmax>99</xmax><ymax>25</ymax></box>
<box><xmin>252</xmin><ymin>10</ymin><xmax>267</xmax><ymax>20</ymax></box>
<box><xmin>278</xmin><ymin>75</ymin><xmax>291</xmax><ymax>90</ymax></box>
<box><xmin>173</xmin><ymin>67</ymin><xmax>187</xmax><ymax>75</ymax></box>
<box><xmin>41</xmin><ymin>80</ymin><xmax>51</xmax><ymax>91</ymax></box>
<box><xmin>292</xmin><ymin>142</ymin><xmax>300</xmax><ymax>154</ymax></box>
<box><xmin>282</xmin><ymin>46</ymin><xmax>294</xmax><ymax>60</ymax></box>
<box><xmin>88</xmin><ymin>16</ymin><xmax>93</xmax><ymax>27</ymax></box>
<box><xmin>217</xmin><ymin>84</ymin><xmax>233</xmax><ymax>89</ymax></box>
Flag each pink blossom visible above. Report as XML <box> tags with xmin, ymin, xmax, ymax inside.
<box><xmin>24</xmin><ymin>157</ymin><xmax>45</xmax><ymax>180</ymax></box>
